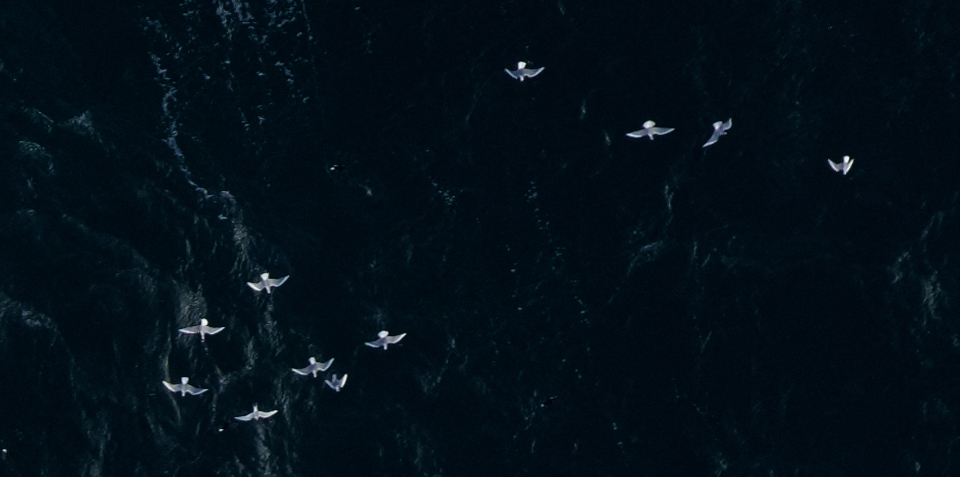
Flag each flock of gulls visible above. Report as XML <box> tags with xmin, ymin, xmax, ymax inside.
<box><xmin>505</xmin><ymin>61</ymin><xmax>856</xmax><ymax>172</ymax></box>
<box><xmin>156</xmin><ymin>61</ymin><xmax>855</xmax><ymax>430</ymax></box>
<box><xmin>163</xmin><ymin>272</ymin><xmax>406</xmax><ymax>426</ymax></box>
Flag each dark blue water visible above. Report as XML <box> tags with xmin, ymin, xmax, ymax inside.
<box><xmin>2</xmin><ymin>0</ymin><xmax>960</xmax><ymax>475</ymax></box>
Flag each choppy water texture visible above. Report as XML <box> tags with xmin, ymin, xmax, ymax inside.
<box><xmin>2</xmin><ymin>1</ymin><xmax>960</xmax><ymax>475</ymax></box>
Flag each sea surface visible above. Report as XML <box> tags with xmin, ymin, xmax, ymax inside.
<box><xmin>2</xmin><ymin>1</ymin><xmax>960</xmax><ymax>476</ymax></box>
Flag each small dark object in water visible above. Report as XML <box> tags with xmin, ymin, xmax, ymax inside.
<box><xmin>540</xmin><ymin>396</ymin><xmax>558</xmax><ymax>408</ymax></box>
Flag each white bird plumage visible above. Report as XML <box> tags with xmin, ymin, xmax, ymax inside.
<box><xmin>827</xmin><ymin>155</ymin><xmax>854</xmax><ymax>175</ymax></box>
<box><xmin>178</xmin><ymin>318</ymin><xmax>224</xmax><ymax>341</ymax></box>
<box><xmin>292</xmin><ymin>357</ymin><xmax>334</xmax><ymax>377</ymax></box>
<box><xmin>162</xmin><ymin>377</ymin><xmax>208</xmax><ymax>396</ymax></box>
<box><xmin>702</xmin><ymin>118</ymin><xmax>733</xmax><ymax>148</ymax></box>
<box><xmin>234</xmin><ymin>404</ymin><xmax>278</xmax><ymax>422</ymax></box>
<box><xmin>325</xmin><ymin>374</ymin><xmax>348</xmax><ymax>392</ymax></box>
<box><xmin>365</xmin><ymin>330</ymin><xmax>407</xmax><ymax>350</ymax></box>
<box><xmin>504</xmin><ymin>61</ymin><xmax>544</xmax><ymax>81</ymax></box>
<box><xmin>247</xmin><ymin>272</ymin><xmax>289</xmax><ymax>294</ymax></box>
<box><xmin>626</xmin><ymin>120</ymin><xmax>675</xmax><ymax>140</ymax></box>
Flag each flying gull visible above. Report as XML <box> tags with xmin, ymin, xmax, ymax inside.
<box><xmin>827</xmin><ymin>155</ymin><xmax>854</xmax><ymax>175</ymax></box>
<box><xmin>178</xmin><ymin>318</ymin><xmax>224</xmax><ymax>341</ymax></box>
<box><xmin>626</xmin><ymin>120</ymin><xmax>675</xmax><ymax>140</ymax></box>
<box><xmin>325</xmin><ymin>374</ymin><xmax>348</xmax><ymax>392</ymax></box>
<box><xmin>247</xmin><ymin>272</ymin><xmax>289</xmax><ymax>294</ymax></box>
<box><xmin>292</xmin><ymin>357</ymin><xmax>334</xmax><ymax>378</ymax></box>
<box><xmin>162</xmin><ymin>377</ymin><xmax>208</xmax><ymax>396</ymax></box>
<box><xmin>234</xmin><ymin>404</ymin><xmax>278</xmax><ymax>422</ymax></box>
<box><xmin>365</xmin><ymin>330</ymin><xmax>407</xmax><ymax>350</ymax></box>
<box><xmin>702</xmin><ymin>118</ymin><xmax>733</xmax><ymax>148</ymax></box>
<box><xmin>505</xmin><ymin>61</ymin><xmax>544</xmax><ymax>82</ymax></box>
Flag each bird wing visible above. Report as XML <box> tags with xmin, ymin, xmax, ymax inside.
<box><xmin>202</xmin><ymin>326</ymin><xmax>225</xmax><ymax>335</ymax></box>
<box><xmin>318</xmin><ymin>358</ymin><xmax>334</xmax><ymax>371</ymax></box>
<box><xmin>386</xmin><ymin>333</ymin><xmax>407</xmax><ymax>344</ymax></box>
<box><xmin>626</xmin><ymin>129</ymin><xmax>651</xmax><ymax>138</ymax></box>
<box><xmin>184</xmin><ymin>384</ymin><xmax>208</xmax><ymax>395</ymax></box>
<box><xmin>162</xmin><ymin>381</ymin><xmax>179</xmax><ymax>393</ymax></box>
<box><xmin>267</xmin><ymin>276</ymin><xmax>289</xmax><ymax>288</ymax></box>
<box><xmin>292</xmin><ymin>366</ymin><xmax>310</xmax><ymax>376</ymax></box>
<box><xmin>522</xmin><ymin>67</ymin><xmax>544</xmax><ymax>78</ymax></box>
<box><xmin>247</xmin><ymin>281</ymin><xmax>265</xmax><ymax>291</ymax></box>
<box><xmin>178</xmin><ymin>326</ymin><xmax>201</xmax><ymax>334</ymax></box>
<box><xmin>649</xmin><ymin>127</ymin><xmax>674</xmax><ymax>136</ymax></box>
<box><xmin>703</xmin><ymin>130</ymin><xmax>722</xmax><ymax>148</ymax></box>
<box><xmin>256</xmin><ymin>409</ymin><xmax>278</xmax><ymax>419</ymax></box>
<box><xmin>365</xmin><ymin>338</ymin><xmax>385</xmax><ymax>348</ymax></box>
<box><xmin>234</xmin><ymin>411</ymin><xmax>257</xmax><ymax>421</ymax></box>
<box><xmin>827</xmin><ymin>159</ymin><xmax>841</xmax><ymax>172</ymax></box>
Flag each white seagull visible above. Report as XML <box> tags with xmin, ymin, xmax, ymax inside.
<box><xmin>365</xmin><ymin>330</ymin><xmax>407</xmax><ymax>350</ymax></box>
<box><xmin>292</xmin><ymin>357</ymin><xmax>334</xmax><ymax>378</ymax></box>
<box><xmin>162</xmin><ymin>377</ymin><xmax>208</xmax><ymax>396</ymax></box>
<box><xmin>626</xmin><ymin>120</ymin><xmax>675</xmax><ymax>140</ymax></box>
<box><xmin>247</xmin><ymin>272</ymin><xmax>289</xmax><ymax>294</ymax></box>
<box><xmin>702</xmin><ymin>118</ymin><xmax>733</xmax><ymax>148</ymax></box>
<box><xmin>234</xmin><ymin>404</ymin><xmax>278</xmax><ymax>422</ymax></box>
<box><xmin>325</xmin><ymin>374</ymin><xmax>348</xmax><ymax>392</ymax></box>
<box><xmin>827</xmin><ymin>155</ymin><xmax>854</xmax><ymax>175</ymax></box>
<box><xmin>504</xmin><ymin>61</ymin><xmax>544</xmax><ymax>82</ymax></box>
<box><xmin>178</xmin><ymin>318</ymin><xmax>225</xmax><ymax>341</ymax></box>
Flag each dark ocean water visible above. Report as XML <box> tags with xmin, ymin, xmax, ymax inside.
<box><xmin>2</xmin><ymin>0</ymin><xmax>960</xmax><ymax>475</ymax></box>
